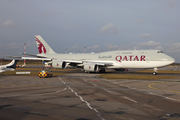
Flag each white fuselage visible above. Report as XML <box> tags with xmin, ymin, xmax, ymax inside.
<box><xmin>38</xmin><ymin>50</ymin><xmax>175</xmax><ymax>69</ymax></box>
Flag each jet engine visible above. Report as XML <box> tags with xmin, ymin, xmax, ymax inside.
<box><xmin>84</xmin><ymin>64</ymin><xmax>98</xmax><ymax>72</ymax></box>
<box><xmin>52</xmin><ymin>61</ymin><xmax>66</xmax><ymax>69</ymax></box>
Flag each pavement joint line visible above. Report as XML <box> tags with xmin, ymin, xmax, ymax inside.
<box><xmin>103</xmin><ymin>88</ymin><xmax>112</xmax><ymax>93</ymax></box>
<box><xmin>107</xmin><ymin>78</ymin><xmax>180</xmax><ymax>95</ymax></box>
<box><xmin>148</xmin><ymin>92</ymin><xmax>180</xmax><ymax>102</ymax></box>
<box><xmin>108</xmin><ymin>79</ymin><xmax>180</xmax><ymax>102</ymax></box>
<box><xmin>123</xmin><ymin>96</ymin><xmax>138</xmax><ymax>103</ymax></box>
<box><xmin>84</xmin><ymin>79</ymin><xmax>97</xmax><ymax>87</ymax></box>
<box><xmin>0</xmin><ymin>80</ymin><xmax>69</xmax><ymax>88</ymax></box>
<box><xmin>0</xmin><ymin>86</ymin><xmax>68</xmax><ymax>98</ymax></box>
<box><xmin>58</xmin><ymin>76</ymin><xmax>105</xmax><ymax>120</ymax></box>
<box><xmin>25</xmin><ymin>87</ymin><xmax>67</xmax><ymax>96</ymax></box>
<box><xmin>106</xmin><ymin>79</ymin><xmax>139</xmax><ymax>91</ymax></box>
<box><xmin>84</xmin><ymin>79</ymin><xmax>113</xmax><ymax>93</ymax></box>
<box><xmin>113</xmin><ymin>82</ymin><xmax>118</xmax><ymax>84</ymax></box>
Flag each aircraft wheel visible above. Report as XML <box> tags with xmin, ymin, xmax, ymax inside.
<box><xmin>153</xmin><ymin>72</ymin><xmax>157</xmax><ymax>75</ymax></box>
<box><xmin>39</xmin><ymin>74</ymin><xmax>42</xmax><ymax>78</ymax></box>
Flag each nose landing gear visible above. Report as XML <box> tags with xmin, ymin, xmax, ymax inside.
<box><xmin>153</xmin><ymin>68</ymin><xmax>158</xmax><ymax>75</ymax></box>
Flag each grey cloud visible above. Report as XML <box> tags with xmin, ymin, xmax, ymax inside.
<box><xmin>70</xmin><ymin>44</ymin><xmax>79</xmax><ymax>49</ymax></box>
<box><xmin>133</xmin><ymin>41</ymin><xmax>163</xmax><ymax>50</ymax></box>
<box><xmin>99</xmin><ymin>23</ymin><xmax>121</xmax><ymax>34</ymax></box>
<box><xmin>105</xmin><ymin>43</ymin><xmax>118</xmax><ymax>50</ymax></box>
<box><xmin>169</xmin><ymin>43</ymin><xmax>180</xmax><ymax>52</ymax></box>
<box><xmin>8</xmin><ymin>42</ymin><xmax>23</xmax><ymax>49</ymax></box>
<box><xmin>87</xmin><ymin>45</ymin><xmax>100</xmax><ymax>50</ymax></box>
<box><xmin>140</xmin><ymin>33</ymin><xmax>151</xmax><ymax>38</ymax></box>
<box><xmin>3</xmin><ymin>20</ymin><xmax>16</xmax><ymax>28</ymax></box>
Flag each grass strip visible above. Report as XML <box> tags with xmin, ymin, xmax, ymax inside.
<box><xmin>16</xmin><ymin>67</ymin><xmax>79</xmax><ymax>71</ymax></box>
<box><xmin>0</xmin><ymin>71</ymin><xmax>72</xmax><ymax>77</ymax></box>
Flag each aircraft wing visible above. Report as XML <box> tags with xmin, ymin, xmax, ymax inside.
<box><xmin>64</xmin><ymin>60</ymin><xmax>83</xmax><ymax>64</ymax></box>
<box><xmin>22</xmin><ymin>57</ymin><xmax>52</xmax><ymax>61</ymax></box>
<box><xmin>61</xmin><ymin>60</ymin><xmax>113</xmax><ymax>66</ymax></box>
<box><xmin>5</xmin><ymin>55</ymin><xmax>22</xmax><ymax>58</ymax></box>
<box><xmin>21</xmin><ymin>57</ymin><xmax>83</xmax><ymax>63</ymax></box>
<box><xmin>21</xmin><ymin>57</ymin><xmax>113</xmax><ymax>68</ymax></box>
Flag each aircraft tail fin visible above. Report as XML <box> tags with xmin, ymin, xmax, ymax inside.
<box><xmin>6</xmin><ymin>60</ymin><xmax>19</xmax><ymax>69</ymax></box>
<box><xmin>35</xmin><ymin>35</ymin><xmax>56</xmax><ymax>54</ymax></box>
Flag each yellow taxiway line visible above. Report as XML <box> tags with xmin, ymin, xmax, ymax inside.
<box><xmin>148</xmin><ymin>81</ymin><xmax>180</xmax><ymax>94</ymax></box>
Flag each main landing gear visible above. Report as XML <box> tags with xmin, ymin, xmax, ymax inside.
<box><xmin>153</xmin><ymin>68</ymin><xmax>158</xmax><ymax>75</ymax></box>
<box><xmin>99</xmin><ymin>68</ymin><xmax>106</xmax><ymax>73</ymax></box>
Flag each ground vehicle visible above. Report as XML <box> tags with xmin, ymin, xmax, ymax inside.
<box><xmin>39</xmin><ymin>69</ymin><xmax>52</xmax><ymax>78</ymax></box>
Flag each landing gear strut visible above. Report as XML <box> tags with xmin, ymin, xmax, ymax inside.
<box><xmin>153</xmin><ymin>68</ymin><xmax>158</xmax><ymax>75</ymax></box>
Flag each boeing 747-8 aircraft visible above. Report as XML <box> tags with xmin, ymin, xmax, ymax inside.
<box><xmin>22</xmin><ymin>35</ymin><xmax>175</xmax><ymax>75</ymax></box>
<box><xmin>0</xmin><ymin>59</ymin><xmax>18</xmax><ymax>73</ymax></box>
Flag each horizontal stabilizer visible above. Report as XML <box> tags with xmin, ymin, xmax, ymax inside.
<box><xmin>20</xmin><ymin>53</ymin><xmax>47</xmax><ymax>58</ymax></box>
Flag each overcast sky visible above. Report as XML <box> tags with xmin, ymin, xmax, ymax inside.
<box><xmin>1</xmin><ymin>0</ymin><xmax>180</xmax><ymax>62</ymax></box>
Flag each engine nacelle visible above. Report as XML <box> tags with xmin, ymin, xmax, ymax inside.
<box><xmin>52</xmin><ymin>61</ymin><xmax>66</xmax><ymax>69</ymax></box>
<box><xmin>84</xmin><ymin>64</ymin><xmax>98</xmax><ymax>72</ymax></box>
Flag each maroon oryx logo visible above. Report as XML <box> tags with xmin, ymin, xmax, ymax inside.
<box><xmin>35</xmin><ymin>37</ymin><xmax>47</xmax><ymax>54</ymax></box>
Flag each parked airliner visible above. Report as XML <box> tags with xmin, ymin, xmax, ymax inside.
<box><xmin>0</xmin><ymin>59</ymin><xmax>18</xmax><ymax>73</ymax></box>
<box><xmin>22</xmin><ymin>35</ymin><xmax>175</xmax><ymax>75</ymax></box>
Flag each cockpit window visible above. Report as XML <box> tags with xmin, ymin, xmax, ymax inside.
<box><xmin>157</xmin><ymin>51</ymin><xmax>163</xmax><ymax>53</ymax></box>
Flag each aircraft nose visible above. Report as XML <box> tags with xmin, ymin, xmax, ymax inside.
<box><xmin>159</xmin><ymin>55</ymin><xmax>175</xmax><ymax>65</ymax></box>
<box><xmin>166</xmin><ymin>56</ymin><xmax>175</xmax><ymax>64</ymax></box>
<box><xmin>170</xmin><ymin>57</ymin><xmax>175</xmax><ymax>63</ymax></box>
<box><xmin>158</xmin><ymin>56</ymin><xmax>175</xmax><ymax>67</ymax></box>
